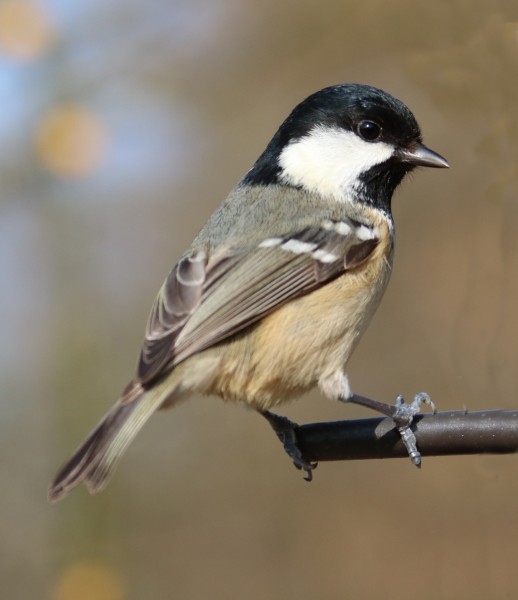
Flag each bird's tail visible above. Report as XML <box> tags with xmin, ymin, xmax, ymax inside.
<box><xmin>48</xmin><ymin>378</ymin><xmax>175</xmax><ymax>502</ymax></box>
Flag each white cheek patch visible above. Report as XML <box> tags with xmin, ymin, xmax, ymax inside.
<box><xmin>278</xmin><ymin>125</ymin><xmax>394</xmax><ymax>200</ymax></box>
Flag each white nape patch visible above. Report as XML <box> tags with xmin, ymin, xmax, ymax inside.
<box><xmin>259</xmin><ymin>237</ymin><xmax>283</xmax><ymax>248</ymax></box>
<box><xmin>279</xmin><ymin>125</ymin><xmax>394</xmax><ymax>200</ymax></box>
<box><xmin>312</xmin><ymin>249</ymin><xmax>338</xmax><ymax>264</ymax></box>
<box><xmin>281</xmin><ymin>239</ymin><xmax>317</xmax><ymax>254</ymax></box>
<box><xmin>356</xmin><ymin>224</ymin><xmax>379</xmax><ymax>240</ymax></box>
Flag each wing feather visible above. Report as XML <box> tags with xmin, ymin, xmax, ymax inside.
<box><xmin>138</xmin><ymin>220</ymin><xmax>380</xmax><ymax>386</ymax></box>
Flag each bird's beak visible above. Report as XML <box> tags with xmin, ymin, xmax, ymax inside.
<box><xmin>398</xmin><ymin>143</ymin><xmax>449</xmax><ymax>168</ymax></box>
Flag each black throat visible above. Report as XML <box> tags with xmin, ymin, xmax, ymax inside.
<box><xmin>355</xmin><ymin>158</ymin><xmax>414</xmax><ymax>214</ymax></box>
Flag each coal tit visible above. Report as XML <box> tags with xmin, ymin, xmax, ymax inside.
<box><xmin>49</xmin><ymin>83</ymin><xmax>448</xmax><ymax>500</ymax></box>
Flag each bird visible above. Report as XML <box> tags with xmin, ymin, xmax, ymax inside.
<box><xmin>48</xmin><ymin>83</ymin><xmax>449</xmax><ymax>502</ymax></box>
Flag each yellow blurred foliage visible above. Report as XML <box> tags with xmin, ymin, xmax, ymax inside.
<box><xmin>35</xmin><ymin>105</ymin><xmax>108</xmax><ymax>178</ymax></box>
<box><xmin>53</xmin><ymin>562</ymin><xmax>125</xmax><ymax>600</ymax></box>
<box><xmin>0</xmin><ymin>0</ymin><xmax>54</xmax><ymax>59</ymax></box>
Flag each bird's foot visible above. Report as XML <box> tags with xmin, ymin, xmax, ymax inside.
<box><xmin>346</xmin><ymin>391</ymin><xmax>436</xmax><ymax>467</ymax></box>
<box><xmin>392</xmin><ymin>392</ymin><xmax>436</xmax><ymax>467</ymax></box>
<box><xmin>260</xmin><ymin>411</ymin><xmax>317</xmax><ymax>481</ymax></box>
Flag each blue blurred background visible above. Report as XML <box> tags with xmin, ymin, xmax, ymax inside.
<box><xmin>1</xmin><ymin>1</ymin><xmax>518</xmax><ymax>598</ymax></box>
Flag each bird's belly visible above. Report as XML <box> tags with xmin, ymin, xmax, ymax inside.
<box><xmin>206</xmin><ymin>259</ymin><xmax>392</xmax><ymax>410</ymax></box>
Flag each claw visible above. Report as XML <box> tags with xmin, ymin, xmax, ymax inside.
<box><xmin>294</xmin><ymin>459</ymin><xmax>318</xmax><ymax>481</ymax></box>
<box><xmin>393</xmin><ymin>392</ymin><xmax>435</xmax><ymax>467</ymax></box>
<box><xmin>260</xmin><ymin>411</ymin><xmax>318</xmax><ymax>481</ymax></box>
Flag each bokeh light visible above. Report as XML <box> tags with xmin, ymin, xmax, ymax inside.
<box><xmin>35</xmin><ymin>105</ymin><xmax>108</xmax><ymax>178</ymax></box>
<box><xmin>53</xmin><ymin>562</ymin><xmax>125</xmax><ymax>600</ymax></box>
<box><xmin>0</xmin><ymin>0</ymin><xmax>54</xmax><ymax>60</ymax></box>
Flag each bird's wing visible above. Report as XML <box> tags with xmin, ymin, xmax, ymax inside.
<box><xmin>137</xmin><ymin>219</ymin><xmax>380</xmax><ymax>385</ymax></box>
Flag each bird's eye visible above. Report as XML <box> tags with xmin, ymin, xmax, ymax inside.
<box><xmin>357</xmin><ymin>120</ymin><xmax>382</xmax><ymax>141</ymax></box>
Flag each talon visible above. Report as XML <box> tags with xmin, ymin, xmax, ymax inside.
<box><xmin>297</xmin><ymin>460</ymin><xmax>318</xmax><ymax>482</ymax></box>
<box><xmin>347</xmin><ymin>391</ymin><xmax>436</xmax><ymax>467</ymax></box>
<box><xmin>392</xmin><ymin>392</ymin><xmax>436</xmax><ymax>467</ymax></box>
<box><xmin>260</xmin><ymin>410</ymin><xmax>317</xmax><ymax>481</ymax></box>
<box><xmin>393</xmin><ymin>391</ymin><xmax>435</xmax><ymax>427</ymax></box>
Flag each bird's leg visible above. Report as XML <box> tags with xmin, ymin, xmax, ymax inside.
<box><xmin>343</xmin><ymin>392</ymin><xmax>436</xmax><ymax>467</ymax></box>
<box><xmin>259</xmin><ymin>410</ymin><xmax>317</xmax><ymax>481</ymax></box>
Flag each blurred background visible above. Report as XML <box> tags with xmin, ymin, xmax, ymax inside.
<box><xmin>1</xmin><ymin>0</ymin><xmax>517</xmax><ymax>598</ymax></box>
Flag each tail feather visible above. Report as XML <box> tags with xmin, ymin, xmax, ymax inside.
<box><xmin>48</xmin><ymin>381</ymin><xmax>170</xmax><ymax>502</ymax></box>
